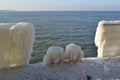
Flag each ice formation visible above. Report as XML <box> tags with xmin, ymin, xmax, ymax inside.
<box><xmin>103</xmin><ymin>65</ymin><xmax>110</xmax><ymax>74</ymax></box>
<box><xmin>95</xmin><ymin>20</ymin><xmax>120</xmax><ymax>58</ymax></box>
<box><xmin>43</xmin><ymin>46</ymin><xmax>64</xmax><ymax>66</ymax></box>
<box><xmin>65</xmin><ymin>43</ymin><xmax>84</xmax><ymax>62</ymax></box>
<box><xmin>0</xmin><ymin>22</ymin><xmax>35</xmax><ymax>68</ymax></box>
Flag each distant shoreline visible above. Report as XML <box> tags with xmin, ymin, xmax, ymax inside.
<box><xmin>0</xmin><ymin>10</ymin><xmax>120</xmax><ymax>12</ymax></box>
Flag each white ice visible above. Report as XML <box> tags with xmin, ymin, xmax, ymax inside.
<box><xmin>0</xmin><ymin>22</ymin><xmax>35</xmax><ymax>68</ymax></box>
<box><xmin>95</xmin><ymin>20</ymin><xmax>120</xmax><ymax>58</ymax></box>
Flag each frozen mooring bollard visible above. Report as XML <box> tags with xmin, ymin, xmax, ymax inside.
<box><xmin>0</xmin><ymin>22</ymin><xmax>35</xmax><ymax>68</ymax></box>
<box><xmin>95</xmin><ymin>20</ymin><xmax>120</xmax><ymax>58</ymax></box>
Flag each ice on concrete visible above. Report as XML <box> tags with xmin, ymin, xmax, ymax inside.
<box><xmin>103</xmin><ymin>65</ymin><xmax>110</xmax><ymax>74</ymax></box>
<box><xmin>0</xmin><ymin>57</ymin><xmax>120</xmax><ymax>80</ymax></box>
<box><xmin>0</xmin><ymin>22</ymin><xmax>35</xmax><ymax>68</ymax></box>
<box><xmin>95</xmin><ymin>20</ymin><xmax>120</xmax><ymax>58</ymax></box>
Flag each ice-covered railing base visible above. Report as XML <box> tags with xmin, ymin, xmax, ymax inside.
<box><xmin>95</xmin><ymin>20</ymin><xmax>120</xmax><ymax>58</ymax></box>
<box><xmin>0</xmin><ymin>22</ymin><xmax>35</xmax><ymax>68</ymax></box>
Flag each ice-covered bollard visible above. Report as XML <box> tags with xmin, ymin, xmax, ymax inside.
<box><xmin>43</xmin><ymin>46</ymin><xmax>64</xmax><ymax>66</ymax></box>
<box><xmin>0</xmin><ymin>22</ymin><xmax>35</xmax><ymax>68</ymax></box>
<box><xmin>65</xmin><ymin>43</ymin><xmax>84</xmax><ymax>62</ymax></box>
<box><xmin>95</xmin><ymin>20</ymin><xmax>120</xmax><ymax>58</ymax></box>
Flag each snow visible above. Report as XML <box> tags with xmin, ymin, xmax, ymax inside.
<box><xmin>95</xmin><ymin>20</ymin><xmax>120</xmax><ymax>58</ymax></box>
<box><xmin>0</xmin><ymin>22</ymin><xmax>35</xmax><ymax>68</ymax></box>
<box><xmin>0</xmin><ymin>57</ymin><xmax>120</xmax><ymax>80</ymax></box>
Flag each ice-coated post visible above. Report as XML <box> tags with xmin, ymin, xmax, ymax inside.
<box><xmin>0</xmin><ymin>22</ymin><xmax>35</xmax><ymax>68</ymax></box>
<box><xmin>95</xmin><ymin>20</ymin><xmax>120</xmax><ymax>58</ymax></box>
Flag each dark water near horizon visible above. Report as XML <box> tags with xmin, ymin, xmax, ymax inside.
<box><xmin>0</xmin><ymin>11</ymin><xmax>120</xmax><ymax>62</ymax></box>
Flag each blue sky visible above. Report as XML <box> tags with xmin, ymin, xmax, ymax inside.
<box><xmin>0</xmin><ymin>0</ymin><xmax>120</xmax><ymax>11</ymax></box>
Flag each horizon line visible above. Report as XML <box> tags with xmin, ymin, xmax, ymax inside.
<box><xmin>0</xmin><ymin>10</ymin><xmax>120</xmax><ymax>12</ymax></box>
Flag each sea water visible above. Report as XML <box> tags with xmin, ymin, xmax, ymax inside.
<box><xmin>0</xmin><ymin>11</ymin><xmax>120</xmax><ymax>62</ymax></box>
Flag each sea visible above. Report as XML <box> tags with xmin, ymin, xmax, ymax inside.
<box><xmin>0</xmin><ymin>11</ymin><xmax>120</xmax><ymax>62</ymax></box>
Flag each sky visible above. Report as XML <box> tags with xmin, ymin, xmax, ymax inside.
<box><xmin>0</xmin><ymin>0</ymin><xmax>120</xmax><ymax>11</ymax></box>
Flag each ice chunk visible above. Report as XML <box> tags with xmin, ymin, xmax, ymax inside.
<box><xmin>103</xmin><ymin>65</ymin><xmax>110</xmax><ymax>74</ymax></box>
<box><xmin>95</xmin><ymin>20</ymin><xmax>120</xmax><ymax>58</ymax></box>
<box><xmin>0</xmin><ymin>22</ymin><xmax>35</xmax><ymax>68</ymax></box>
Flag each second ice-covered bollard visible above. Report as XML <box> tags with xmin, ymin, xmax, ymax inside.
<box><xmin>0</xmin><ymin>22</ymin><xmax>35</xmax><ymax>68</ymax></box>
<box><xmin>95</xmin><ymin>20</ymin><xmax>120</xmax><ymax>58</ymax></box>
